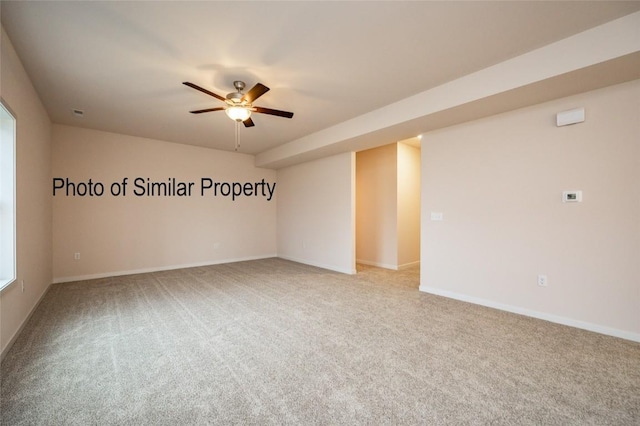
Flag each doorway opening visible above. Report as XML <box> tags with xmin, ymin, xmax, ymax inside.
<box><xmin>355</xmin><ymin>138</ymin><xmax>421</xmax><ymax>286</ymax></box>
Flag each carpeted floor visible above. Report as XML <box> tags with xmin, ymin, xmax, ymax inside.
<box><xmin>1</xmin><ymin>258</ymin><xmax>639</xmax><ymax>425</ymax></box>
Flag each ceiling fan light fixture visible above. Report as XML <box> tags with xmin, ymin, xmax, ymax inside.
<box><xmin>225</xmin><ymin>106</ymin><xmax>251</xmax><ymax>122</ymax></box>
<box><xmin>185</xmin><ymin>80</ymin><xmax>293</xmax><ymax>129</ymax></box>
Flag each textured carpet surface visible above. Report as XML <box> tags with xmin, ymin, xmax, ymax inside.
<box><xmin>1</xmin><ymin>258</ymin><xmax>639</xmax><ymax>425</ymax></box>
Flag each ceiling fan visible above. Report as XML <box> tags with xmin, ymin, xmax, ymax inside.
<box><xmin>183</xmin><ymin>80</ymin><xmax>294</xmax><ymax>127</ymax></box>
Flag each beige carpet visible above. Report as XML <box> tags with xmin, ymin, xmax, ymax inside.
<box><xmin>1</xmin><ymin>258</ymin><xmax>638</xmax><ymax>425</ymax></box>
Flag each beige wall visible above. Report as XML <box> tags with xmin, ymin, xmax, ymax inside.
<box><xmin>356</xmin><ymin>142</ymin><xmax>420</xmax><ymax>269</ymax></box>
<box><xmin>52</xmin><ymin>125</ymin><xmax>277</xmax><ymax>281</ymax></box>
<box><xmin>397</xmin><ymin>142</ymin><xmax>420</xmax><ymax>267</ymax></box>
<box><xmin>421</xmin><ymin>79</ymin><xmax>640</xmax><ymax>341</ymax></box>
<box><xmin>356</xmin><ymin>144</ymin><xmax>398</xmax><ymax>268</ymax></box>
<box><xmin>0</xmin><ymin>27</ymin><xmax>53</xmax><ymax>357</ymax></box>
<box><xmin>277</xmin><ymin>152</ymin><xmax>356</xmax><ymax>274</ymax></box>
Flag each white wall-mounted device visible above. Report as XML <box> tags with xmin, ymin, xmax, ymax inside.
<box><xmin>562</xmin><ymin>190</ymin><xmax>582</xmax><ymax>203</ymax></box>
<box><xmin>556</xmin><ymin>107</ymin><xmax>585</xmax><ymax>127</ymax></box>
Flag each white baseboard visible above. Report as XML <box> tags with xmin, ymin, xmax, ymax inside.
<box><xmin>398</xmin><ymin>261</ymin><xmax>420</xmax><ymax>270</ymax></box>
<box><xmin>355</xmin><ymin>260</ymin><xmax>420</xmax><ymax>271</ymax></box>
<box><xmin>356</xmin><ymin>259</ymin><xmax>398</xmax><ymax>270</ymax></box>
<box><xmin>278</xmin><ymin>255</ymin><xmax>356</xmax><ymax>275</ymax></box>
<box><xmin>419</xmin><ymin>285</ymin><xmax>640</xmax><ymax>343</ymax></box>
<box><xmin>53</xmin><ymin>254</ymin><xmax>278</xmax><ymax>284</ymax></box>
<box><xmin>1</xmin><ymin>283</ymin><xmax>51</xmax><ymax>362</ymax></box>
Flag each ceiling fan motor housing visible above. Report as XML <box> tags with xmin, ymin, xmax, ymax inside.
<box><xmin>226</xmin><ymin>92</ymin><xmax>244</xmax><ymax>104</ymax></box>
<box><xmin>226</xmin><ymin>81</ymin><xmax>247</xmax><ymax>104</ymax></box>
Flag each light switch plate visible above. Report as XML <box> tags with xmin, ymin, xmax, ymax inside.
<box><xmin>556</xmin><ymin>108</ymin><xmax>585</xmax><ymax>127</ymax></box>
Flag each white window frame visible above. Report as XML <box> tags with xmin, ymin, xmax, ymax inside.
<box><xmin>0</xmin><ymin>99</ymin><xmax>16</xmax><ymax>291</ymax></box>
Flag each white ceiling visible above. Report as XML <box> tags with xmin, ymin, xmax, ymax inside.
<box><xmin>2</xmin><ymin>1</ymin><xmax>639</xmax><ymax>157</ymax></box>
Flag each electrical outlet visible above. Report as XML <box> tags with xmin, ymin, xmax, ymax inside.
<box><xmin>21</xmin><ymin>279</ymin><xmax>24</xmax><ymax>292</ymax></box>
<box><xmin>213</xmin><ymin>243</ymin><xmax>220</xmax><ymax>250</ymax></box>
<box><xmin>538</xmin><ymin>275</ymin><xmax>548</xmax><ymax>287</ymax></box>
<box><xmin>74</xmin><ymin>252</ymin><xmax>80</xmax><ymax>260</ymax></box>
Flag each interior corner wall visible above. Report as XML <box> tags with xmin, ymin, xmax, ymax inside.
<box><xmin>397</xmin><ymin>142</ymin><xmax>420</xmax><ymax>268</ymax></box>
<box><xmin>356</xmin><ymin>144</ymin><xmax>398</xmax><ymax>269</ymax></box>
<box><xmin>1</xmin><ymin>27</ymin><xmax>53</xmax><ymax>357</ymax></box>
<box><xmin>420</xmin><ymin>79</ymin><xmax>640</xmax><ymax>341</ymax></box>
<box><xmin>277</xmin><ymin>152</ymin><xmax>356</xmax><ymax>274</ymax></box>
<box><xmin>52</xmin><ymin>125</ymin><xmax>277</xmax><ymax>282</ymax></box>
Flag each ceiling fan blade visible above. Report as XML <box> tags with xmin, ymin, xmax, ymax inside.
<box><xmin>242</xmin><ymin>83</ymin><xmax>270</xmax><ymax>103</ymax></box>
<box><xmin>243</xmin><ymin>117</ymin><xmax>255</xmax><ymax>128</ymax></box>
<box><xmin>189</xmin><ymin>107</ymin><xmax>225</xmax><ymax>114</ymax></box>
<box><xmin>183</xmin><ymin>82</ymin><xmax>226</xmax><ymax>102</ymax></box>
<box><xmin>253</xmin><ymin>106</ymin><xmax>294</xmax><ymax>119</ymax></box>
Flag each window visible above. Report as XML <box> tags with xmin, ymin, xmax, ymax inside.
<box><xmin>0</xmin><ymin>100</ymin><xmax>16</xmax><ymax>290</ymax></box>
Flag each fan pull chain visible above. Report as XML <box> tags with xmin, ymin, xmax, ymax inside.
<box><xmin>234</xmin><ymin>121</ymin><xmax>240</xmax><ymax>151</ymax></box>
